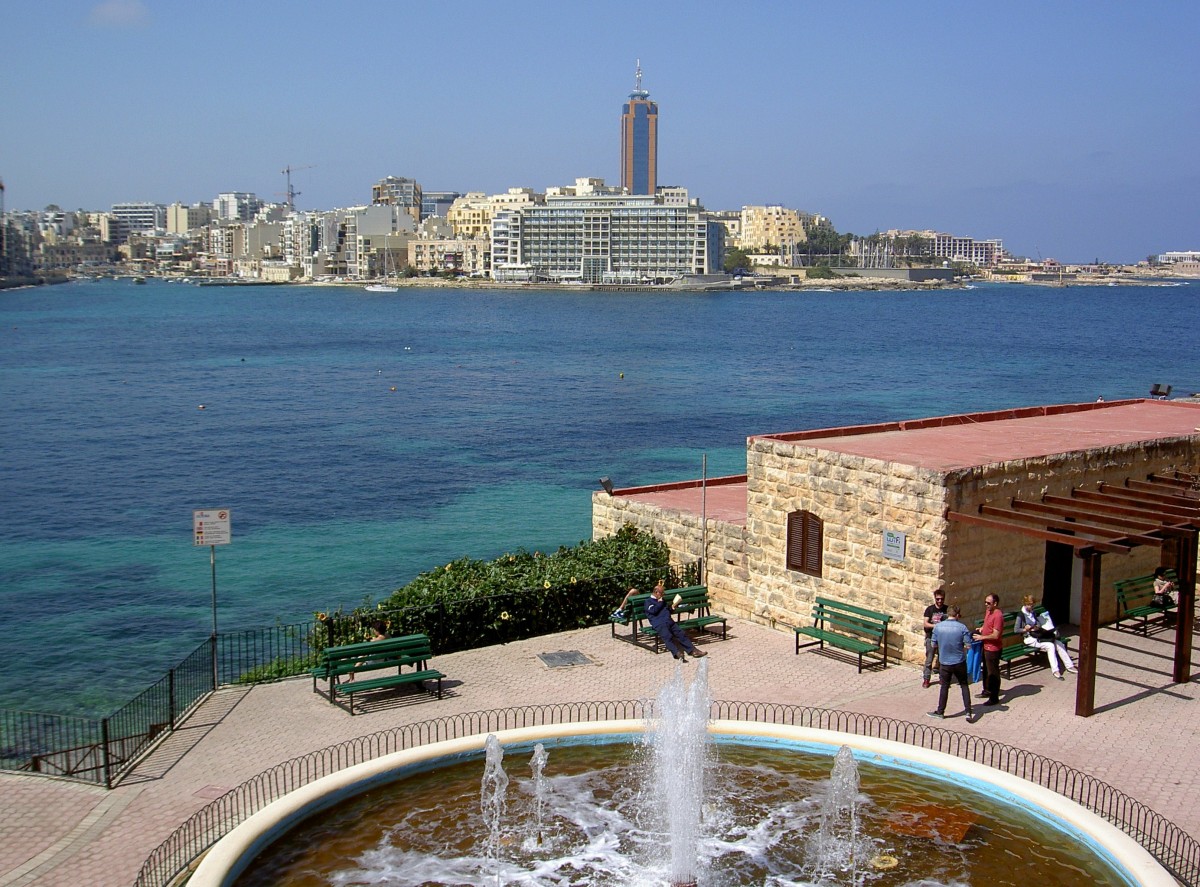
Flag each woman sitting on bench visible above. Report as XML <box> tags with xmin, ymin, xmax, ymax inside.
<box><xmin>1016</xmin><ymin>595</ymin><xmax>1075</xmax><ymax>679</ymax></box>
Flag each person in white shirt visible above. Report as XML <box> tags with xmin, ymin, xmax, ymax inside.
<box><xmin>1015</xmin><ymin>595</ymin><xmax>1075</xmax><ymax>678</ymax></box>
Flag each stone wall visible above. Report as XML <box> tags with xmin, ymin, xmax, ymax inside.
<box><xmin>746</xmin><ymin>434</ymin><xmax>1198</xmax><ymax>666</ymax></box>
<box><xmin>745</xmin><ymin>439</ymin><xmax>949</xmax><ymax>665</ymax></box>
<box><xmin>593</xmin><ymin>433</ymin><xmax>1197</xmax><ymax>670</ymax></box>
<box><xmin>591</xmin><ymin>491</ymin><xmax>749</xmax><ymax>615</ymax></box>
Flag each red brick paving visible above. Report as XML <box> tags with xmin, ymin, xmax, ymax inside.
<box><xmin>1</xmin><ymin>618</ymin><xmax>1198</xmax><ymax>886</ymax></box>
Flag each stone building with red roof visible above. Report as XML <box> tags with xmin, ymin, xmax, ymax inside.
<box><xmin>593</xmin><ymin>399</ymin><xmax>1200</xmax><ymax>715</ymax></box>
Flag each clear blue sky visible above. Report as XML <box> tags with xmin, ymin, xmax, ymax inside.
<box><xmin>2</xmin><ymin>0</ymin><xmax>1197</xmax><ymax>262</ymax></box>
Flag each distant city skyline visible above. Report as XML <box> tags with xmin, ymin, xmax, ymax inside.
<box><xmin>1</xmin><ymin>1</ymin><xmax>1197</xmax><ymax>263</ymax></box>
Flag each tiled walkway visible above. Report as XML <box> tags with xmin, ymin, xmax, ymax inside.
<box><xmin>2</xmin><ymin>618</ymin><xmax>1197</xmax><ymax>886</ymax></box>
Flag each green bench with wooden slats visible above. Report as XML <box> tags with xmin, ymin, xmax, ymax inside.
<box><xmin>609</xmin><ymin>586</ymin><xmax>728</xmax><ymax>653</ymax></box>
<box><xmin>794</xmin><ymin>597</ymin><xmax>891</xmax><ymax>672</ymax></box>
<box><xmin>310</xmin><ymin>633</ymin><xmax>445</xmax><ymax>714</ymax></box>
<box><xmin>1114</xmin><ymin>569</ymin><xmax>1178</xmax><ymax>634</ymax></box>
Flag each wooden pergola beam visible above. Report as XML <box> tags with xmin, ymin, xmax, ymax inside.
<box><xmin>1014</xmin><ymin>498</ymin><xmax>1181</xmax><ymax>535</ymax></box>
<box><xmin>978</xmin><ymin>504</ymin><xmax>1164</xmax><ymax>547</ymax></box>
<box><xmin>1124</xmin><ymin>478</ymin><xmax>1200</xmax><ymax>503</ymax></box>
<box><xmin>1039</xmin><ymin>496</ymin><xmax>1195</xmax><ymax>536</ymax></box>
<box><xmin>1069</xmin><ymin>488</ymin><xmax>1199</xmax><ymax>521</ymax></box>
<box><xmin>946</xmin><ymin>509</ymin><xmax>1133</xmax><ymax>554</ymax></box>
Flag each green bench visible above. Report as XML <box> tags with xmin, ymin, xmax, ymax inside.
<box><xmin>1114</xmin><ymin>569</ymin><xmax>1178</xmax><ymax>635</ymax></box>
<box><xmin>610</xmin><ymin>586</ymin><xmax>728</xmax><ymax>653</ymax></box>
<box><xmin>794</xmin><ymin>597</ymin><xmax>891</xmax><ymax>672</ymax></box>
<box><xmin>310</xmin><ymin>633</ymin><xmax>445</xmax><ymax>714</ymax></box>
<box><xmin>976</xmin><ymin>607</ymin><xmax>1069</xmax><ymax>678</ymax></box>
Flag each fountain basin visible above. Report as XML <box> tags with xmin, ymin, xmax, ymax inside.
<box><xmin>190</xmin><ymin>720</ymin><xmax>1175</xmax><ymax>886</ymax></box>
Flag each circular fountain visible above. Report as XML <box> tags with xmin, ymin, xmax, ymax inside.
<box><xmin>191</xmin><ymin>663</ymin><xmax>1175</xmax><ymax>887</ymax></box>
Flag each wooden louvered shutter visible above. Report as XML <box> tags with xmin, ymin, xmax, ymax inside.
<box><xmin>787</xmin><ymin>510</ymin><xmax>823</xmax><ymax>577</ymax></box>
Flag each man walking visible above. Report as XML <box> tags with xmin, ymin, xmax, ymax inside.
<box><xmin>922</xmin><ymin>587</ymin><xmax>948</xmax><ymax>688</ymax></box>
<box><xmin>927</xmin><ymin>606</ymin><xmax>975</xmax><ymax>723</ymax></box>
<box><xmin>973</xmin><ymin>593</ymin><xmax>1004</xmax><ymax>706</ymax></box>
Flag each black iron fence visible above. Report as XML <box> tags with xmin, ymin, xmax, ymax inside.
<box><xmin>0</xmin><ymin>563</ymin><xmax>692</xmax><ymax>787</ymax></box>
<box><xmin>132</xmin><ymin>699</ymin><xmax>1200</xmax><ymax>887</ymax></box>
<box><xmin>0</xmin><ymin>639</ymin><xmax>215</xmax><ymax>788</ymax></box>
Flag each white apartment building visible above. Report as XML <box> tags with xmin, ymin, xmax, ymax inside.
<box><xmin>490</xmin><ymin>179</ymin><xmax>720</xmax><ymax>284</ymax></box>
<box><xmin>213</xmin><ymin>192</ymin><xmax>264</xmax><ymax>222</ymax></box>
<box><xmin>110</xmin><ymin>202</ymin><xmax>167</xmax><ymax>242</ymax></box>
<box><xmin>932</xmin><ymin>233</ymin><xmax>1005</xmax><ymax>266</ymax></box>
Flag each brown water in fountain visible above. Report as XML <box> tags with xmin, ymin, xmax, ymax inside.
<box><xmin>235</xmin><ymin>741</ymin><xmax>1133</xmax><ymax>886</ymax></box>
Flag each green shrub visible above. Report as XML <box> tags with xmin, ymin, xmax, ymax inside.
<box><xmin>319</xmin><ymin>525</ymin><xmax>697</xmax><ymax>655</ymax></box>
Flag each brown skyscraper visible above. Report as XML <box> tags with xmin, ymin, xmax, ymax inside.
<box><xmin>620</xmin><ymin>61</ymin><xmax>658</xmax><ymax>195</ymax></box>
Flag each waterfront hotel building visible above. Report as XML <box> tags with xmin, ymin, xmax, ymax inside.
<box><xmin>491</xmin><ymin>178</ymin><xmax>723</xmax><ymax>284</ymax></box>
<box><xmin>621</xmin><ymin>62</ymin><xmax>658</xmax><ymax>196</ymax></box>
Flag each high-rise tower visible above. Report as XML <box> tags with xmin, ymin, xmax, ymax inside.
<box><xmin>620</xmin><ymin>61</ymin><xmax>658</xmax><ymax>195</ymax></box>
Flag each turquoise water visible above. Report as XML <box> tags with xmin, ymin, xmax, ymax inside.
<box><xmin>2</xmin><ymin>278</ymin><xmax>1198</xmax><ymax>713</ymax></box>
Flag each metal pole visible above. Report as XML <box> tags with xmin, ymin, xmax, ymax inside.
<box><xmin>210</xmin><ymin>544</ymin><xmax>218</xmax><ymax>687</ymax></box>
<box><xmin>701</xmin><ymin>453</ymin><xmax>708</xmax><ymax>584</ymax></box>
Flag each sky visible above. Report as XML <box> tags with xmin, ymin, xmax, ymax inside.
<box><xmin>1</xmin><ymin>0</ymin><xmax>1197</xmax><ymax>263</ymax></box>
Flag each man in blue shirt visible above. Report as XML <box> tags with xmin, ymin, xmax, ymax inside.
<box><xmin>927</xmin><ymin>605</ymin><xmax>975</xmax><ymax>723</ymax></box>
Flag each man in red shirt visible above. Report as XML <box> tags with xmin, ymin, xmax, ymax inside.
<box><xmin>972</xmin><ymin>593</ymin><xmax>1004</xmax><ymax>706</ymax></box>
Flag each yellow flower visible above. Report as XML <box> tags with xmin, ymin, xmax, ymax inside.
<box><xmin>543</xmin><ymin>580</ymin><xmax>551</xmax><ymax>589</ymax></box>
<box><xmin>445</xmin><ymin>563</ymin><xmax>452</xmax><ymax>571</ymax></box>
<box><xmin>500</xmin><ymin>611</ymin><xmax>511</xmax><ymax>621</ymax></box>
<box><xmin>571</xmin><ymin>576</ymin><xmax>577</xmax><ymax>584</ymax></box>
<box><xmin>316</xmin><ymin>612</ymin><xmax>328</xmax><ymax>622</ymax></box>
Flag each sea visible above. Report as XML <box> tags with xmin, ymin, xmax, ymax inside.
<box><xmin>2</xmin><ymin>277</ymin><xmax>1197</xmax><ymax>715</ymax></box>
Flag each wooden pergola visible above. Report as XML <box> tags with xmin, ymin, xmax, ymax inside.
<box><xmin>947</xmin><ymin>471</ymin><xmax>1200</xmax><ymax>716</ymax></box>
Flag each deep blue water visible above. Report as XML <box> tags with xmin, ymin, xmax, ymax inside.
<box><xmin>2</xmin><ymin>278</ymin><xmax>1198</xmax><ymax>713</ymax></box>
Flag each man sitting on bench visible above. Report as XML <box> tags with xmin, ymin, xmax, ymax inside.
<box><xmin>646</xmin><ymin>581</ymin><xmax>708</xmax><ymax>662</ymax></box>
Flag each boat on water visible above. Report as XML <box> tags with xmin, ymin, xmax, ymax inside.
<box><xmin>364</xmin><ymin>245</ymin><xmax>400</xmax><ymax>292</ymax></box>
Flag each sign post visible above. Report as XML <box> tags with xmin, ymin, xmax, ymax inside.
<box><xmin>193</xmin><ymin>509</ymin><xmax>232</xmax><ymax>687</ymax></box>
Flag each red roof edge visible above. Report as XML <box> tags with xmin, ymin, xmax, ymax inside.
<box><xmin>604</xmin><ymin>474</ymin><xmax>748</xmax><ymax>497</ymax></box>
<box><xmin>752</xmin><ymin>398</ymin><xmax>1158</xmax><ymax>444</ymax></box>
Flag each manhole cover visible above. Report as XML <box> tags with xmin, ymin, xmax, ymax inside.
<box><xmin>537</xmin><ymin>650</ymin><xmax>593</xmax><ymax>668</ymax></box>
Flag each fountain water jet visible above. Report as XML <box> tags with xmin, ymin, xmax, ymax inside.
<box><xmin>527</xmin><ymin>742</ymin><xmax>549</xmax><ymax>850</ymax></box>
<box><xmin>480</xmin><ymin>733</ymin><xmax>509</xmax><ymax>874</ymax></box>
<box><xmin>646</xmin><ymin>658</ymin><xmax>711</xmax><ymax>887</ymax></box>
<box><xmin>805</xmin><ymin>744</ymin><xmax>867</xmax><ymax>883</ymax></box>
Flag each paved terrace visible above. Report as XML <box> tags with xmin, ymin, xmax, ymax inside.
<box><xmin>2</xmin><ymin>617</ymin><xmax>1198</xmax><ymax>887</ymax></box>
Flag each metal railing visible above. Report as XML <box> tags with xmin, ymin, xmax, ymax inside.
<box><xmin>0</xmin><ymin>563</ymin><xmax>696</xmax><ymax>787</ymax></box>
<box><xmin>0</xmin><ymin>640</ymin><xmax>216</xmax><ymax>788</ymax></box>
<box><xmin>133</xmin><ymin>700</ymin><xmax>1200</xmax><ymax>887</ymax></box>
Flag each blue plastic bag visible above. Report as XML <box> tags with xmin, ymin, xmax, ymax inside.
<box><xmin>966</xmin><ymin>640</ymin><xmax>983</xmax><ymax>683</ymax></box>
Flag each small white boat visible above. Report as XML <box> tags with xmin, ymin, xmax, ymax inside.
<box><xmin>364</xmin><ymin>283</ymin><xmax>399</xmax><ymax>293</ymax></box>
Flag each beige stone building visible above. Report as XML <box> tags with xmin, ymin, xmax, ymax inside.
<box><xmin>593</xmin><ymin>400</ymin><xmax>1200</xmax><ymax>713</ymax></box>
<box><xmin>447</xmin><ymin>188</ymin><xmax>545</xmax><ymax>240</ymax></box>
<box><xmin>408</xmin><ymin>235</ymin><xmax>490</xmax><ymax>276</ymax></box>
<box><xmin>739</xmin><ymin>205</ymin><xmax>812</xmax><ymax>250</ymax></box>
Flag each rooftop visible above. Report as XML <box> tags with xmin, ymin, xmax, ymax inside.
<box><xmin>607</xmin><ymin>400</ymin><xmax>1200</xmax><ymax>522</ymax></box>
<box><xmin>759</xmin><ymin>398</ymin><xmax>1200</xmax><ymax>471</ymax></box>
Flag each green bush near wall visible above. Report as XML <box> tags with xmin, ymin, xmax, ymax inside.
<box><xmin>312</xmin><ymin>524</ymin><xmax>698</xmax><ymax>656</ymax></box>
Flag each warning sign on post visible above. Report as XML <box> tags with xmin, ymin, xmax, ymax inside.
<box><xmin>193</xmin><ymin>509</ymin><xmax>232</xmax><ymax>546</ymax></box>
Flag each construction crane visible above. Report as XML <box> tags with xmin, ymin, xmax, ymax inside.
<box><xmin>281</xmin><ymin>165</ymin><xmax>314</xmax><ymax>211</ymax></box>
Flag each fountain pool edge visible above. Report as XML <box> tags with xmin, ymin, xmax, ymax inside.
<box><xmin>188</xmin><ymin>719</ymin><xmax>1176</xmax><ymax>887</ymax></box>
